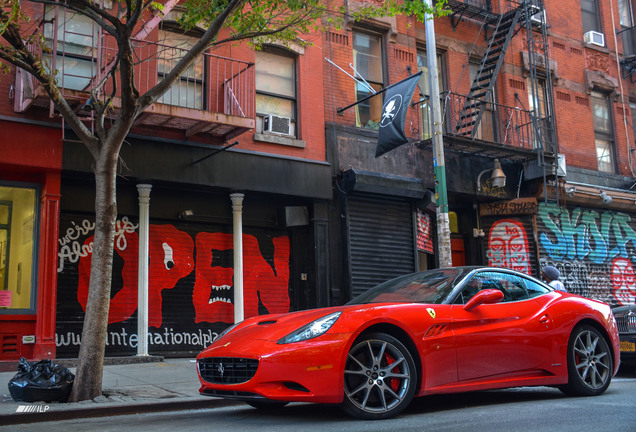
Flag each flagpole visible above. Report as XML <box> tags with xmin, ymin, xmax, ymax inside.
<box><xmin>424</xmin><ymin>0</ymin><xmax>452</xmax><ymax>268</ymax></box>
<box><xmin>336</xmin><ymin>72</ymin><xmax>424</xmax><ymax>114</ymax></box>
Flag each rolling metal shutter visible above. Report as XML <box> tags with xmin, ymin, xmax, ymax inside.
<box><xmin>346</xmin><ymin>194</ymin><xmax>416</xmax><ymax>298</ymax></box>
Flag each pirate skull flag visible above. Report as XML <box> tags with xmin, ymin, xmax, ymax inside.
<box><xmin>375</xmin><ymin>71</ymin><xmax>422</xmax><ymax>157</ymax></box>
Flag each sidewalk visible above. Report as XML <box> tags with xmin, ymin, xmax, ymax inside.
<box><xmin>0</xmin><ymin>357</ymin><xmax>238</xmax><ymax>426</ymax></box>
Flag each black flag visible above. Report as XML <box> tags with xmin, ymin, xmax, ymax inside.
<box><xmin>375</xmin><ymin>71</ymin><xmax>422</xmax><ymax>157</ymax></box>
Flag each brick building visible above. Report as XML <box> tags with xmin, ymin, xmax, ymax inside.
<box><xmin>1</xmin><ymin>2</ymin><xmax>331</xmax><ymax>361</ymax></box>
<box><xmin>2</xmin><ymin>0</ymin><xmax>636</xmax><ymax>363</ymax></box>
<box><xmin>322</xmin><ymin>0</ymin><xmax>636</xmax><ymax>307</ymax></box>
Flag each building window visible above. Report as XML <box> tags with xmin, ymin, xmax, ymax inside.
<box><xmin>255</xmin><ymin>48</ymin><xmax>297</xmax><ymax>137</ymax></box>
<box><xmin>352</xmin><ymin>30</ymin><xmax>384</xmax><ymax>129</ymax></box>
<box><xmin>0</xmin><ymin>184</ymin><xmax>37</xmax><ymax>313</ymax></box>
<box><xmin>527</xmin><ymin>77</ymin><xmax>554</xmax><ymax>151</ymax></box>
<box><xmin>469</xmin><ymin>61</ymin><xmax>496</xmax><ymax>142</ymax></box>
<box><xmin>591</xmin><ymin>91</ymin><xmax>615</xmax><ymax>173</ymax></box>
<box><xmin>417</xmin><ymin>50</ymin><xmax>444</xmax><ymax>140</ymax></box>
<box><xmin>619</xmin><ymin>0</ymin><xmax>636</xmax><ymax>56</ymax></box>
<box><xmin>43</xmin><ymin>6</ymin><xmax>99</xmax><ymax>91</ymax></box>
<box><xmin>581</xmin><ymin>0</ymin><xmax>602</xmax><ymax>34</ymax></box>
<box><xmin>157</xmin><ymin>30</ymin><xmax>205</xmax><ymax>109</ymax></box>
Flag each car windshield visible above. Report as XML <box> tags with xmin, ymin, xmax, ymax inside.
<box><xmin>347</xmin><ymin>268</ymin><xmax>468</xmax><ymax>305</ymax></box>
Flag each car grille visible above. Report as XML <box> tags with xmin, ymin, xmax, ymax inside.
<box><xmin>198</xmin><ymin>357</ymin><xmax>259</xmax><ymax>384</ymax></box>
<box><xmin>615</xmin><ymin>312</ymin><xmax>636</xmax><ymax>334</ymax></box>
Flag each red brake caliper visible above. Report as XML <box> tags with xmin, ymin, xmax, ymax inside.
<box><xmin>385</xmin><ymin>354</ymin><xmax>400</xmax><ymax>392</ymax></box>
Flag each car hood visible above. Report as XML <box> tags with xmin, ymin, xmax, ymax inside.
<box><xmin>200</xmin><ymin>302</ymin><xmax>417</xmax><ymax>353</ymax></box>
<box><xmin>202</xmin><ymin>306</ymin><xmax>350</xmax><ymax>348</ymax></box>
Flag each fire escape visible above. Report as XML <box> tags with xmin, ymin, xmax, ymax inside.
<box><xmin>422</xmin><ymin>0</ymin><xmax>557</xmax><ymax>174</ymax></box>
<box><xmin>619</xmin><ymin>25</ymin><xmax>636</xmax><ymax>82</ymax></box>
<box><xmin>11</xmin><ymin>5</ymin><xmax>255</xmax><ymax>143</ymax></box>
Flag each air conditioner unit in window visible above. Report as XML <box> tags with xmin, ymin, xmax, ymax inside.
<box><xmin>530</xmin><ymin>10</ymin><xmax>545</xmax><ymax>26</ymax></box>
<box><xmin>584</xmin><ymin>30</ymin><xmax>605</xmax><ymax>47</ymax></box>
<box><xmin>263</xmin><ymin>114</ymin><xmax>291</xmax><ymax>135</ymax></box>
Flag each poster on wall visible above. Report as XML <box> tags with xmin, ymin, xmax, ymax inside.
<box><xmin>56</xmin><ymin>214</ymin><xmax>291</xmax><ymax>358</ymax></box>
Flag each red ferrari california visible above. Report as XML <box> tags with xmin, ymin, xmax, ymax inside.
<box><xmin>196</xmin><ymin>266</ymin><xmax>620</xmax><ymax>419</ymax></box>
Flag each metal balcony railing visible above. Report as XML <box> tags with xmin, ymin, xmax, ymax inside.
<box><xmin>619</xmin><ymin>26</ymin><xmax>636</xmax><ymax>80</ymax></box>
<box><xmin>419</xmin><ymin>91</ymin><xmax>553</xmax><ymax>157</ymax></box>
<box><xmin>14</xmin><ymin>29</ymin><xmax>255</xmax><ymax>137</ymax></box>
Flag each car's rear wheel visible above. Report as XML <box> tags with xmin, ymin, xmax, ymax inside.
<box><xmin>560</xmin><ymin>324</ymin><xmax>612</xmax><ymax>396</ymax></box>
<box><xmin>342</xmin><ymin>333</ymin><xmax>416</xmax><ymax>420</ymax></box>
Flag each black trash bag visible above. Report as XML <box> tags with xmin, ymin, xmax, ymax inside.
<box><xmin>8</xmin><ymin>357</ymin><xmax>75</xmax><ymax>402</ymax></box>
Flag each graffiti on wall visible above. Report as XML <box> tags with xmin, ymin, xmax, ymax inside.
<box><xmin>56</xmin><ymin>215</ymin><xmax>291</xmax><ymax>356</ymax></box>
<box><xmin>486</xmin><ymin>218</ymin><xmax>531</xmax><ymax>274</ymax></box>
<box><xmin>537</xmin><ymin>204</ymin><xmax>636</xmax><ymax>305</ymax></box>
<box><xmin>416</xmin><ymin>209</ymin><xmax>434</xmax><ymax>254</ymax></box>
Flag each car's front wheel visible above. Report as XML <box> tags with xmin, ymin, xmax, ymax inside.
<box><xmin>342</xmin><ymin>333</ymin><xmax>416</xmax><ymax>420</ymax></box>
<box><xmin>560</xmin><ymin>324</ymin><xmax>613</xmax><ymax>396</ymax></box>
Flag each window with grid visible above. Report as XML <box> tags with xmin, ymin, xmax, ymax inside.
<box><xmin>255</xmin><ymin>48</ymin><xmax>297</xmax><ymax>137</ymax></box>
<box><xmin>43</xmin><ymin>6</ymin><xmax>99</xmax><ymax>91</ymax></box>
<box><xmin>157</xmin><ymin>30</ymin><xmax>205</xmax><ymax>109</ymax></box>
<box><xmin>353</xmin><ymin>30</ymin><xmax>384</xmax><ymax>129</ymax></box>
<box><xmin>591</xmin><ymin>91</ymin><xmax>615</xmax><ymax>173</ymax></box>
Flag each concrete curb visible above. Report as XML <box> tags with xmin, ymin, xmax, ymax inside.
<box><xmin>0</xmin><ymin>397</ymin><xmax>242</xmax><ymax>426</ymax></box>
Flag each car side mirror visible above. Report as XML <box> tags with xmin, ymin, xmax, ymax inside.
<box><xmin>463</xmin><ymin>289</ymin><xmax>505</xmax><ymax>312</ymax></box>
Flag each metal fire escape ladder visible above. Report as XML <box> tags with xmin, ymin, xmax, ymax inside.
<box><xmin>521</xmin><ymin>0</ymin><xmax>558</xmax><ymax>202</ymax></box>
<box><xmin>455</xmin><ymin>8</ymin><xmax>522</xmax><ymax>138</ymax></box>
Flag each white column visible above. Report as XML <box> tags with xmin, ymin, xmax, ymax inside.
<box><xmin>230</xmin><ymin>193</ymin><xmax>245</xmax><ymax>323</ymax></box>
<box><xmin>136</xmin><ymin>184</ymin><xmax>152</xmax><ymax>356</ymax></box>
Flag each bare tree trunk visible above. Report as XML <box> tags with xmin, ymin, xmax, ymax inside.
<box><xmin>68</xmin><ymin>148</ymin><xmax>119</xmax><ymax>402</ymax></box>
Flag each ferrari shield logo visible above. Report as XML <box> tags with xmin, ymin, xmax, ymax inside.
<box><xmin>427</xmin><ymin>308</ymin><xmax>436</xmax><ymax>319</ymax></box>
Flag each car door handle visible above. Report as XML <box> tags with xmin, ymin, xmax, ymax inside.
<box><xmin>539</xmin><ymin>315</ymin><xmax>550</xmax><ymax>324</ymax></box>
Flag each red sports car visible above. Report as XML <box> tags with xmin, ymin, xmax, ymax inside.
<box><xmin>196</xmin><ymin>266</ymin><xmax>620</xmax><ymax>419</ymax></box>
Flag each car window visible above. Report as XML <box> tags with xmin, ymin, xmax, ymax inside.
<box><xmin>521</xmin><ymin>277</ymin><xmax>551</xmax><ymax>298</ymax></box>
<box><xmin>455</xmin><ymin>272</ymin><xmax>532</xmax><ymax>304</ymax></box>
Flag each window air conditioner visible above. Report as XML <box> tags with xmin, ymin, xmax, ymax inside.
<box><xmin>556</xmin><ymin>153</ymin><xmax>567</xmax><ymax>177</ymax></box>
<box><xmin>263</xmin><ymin>114</ymin><xmax>292</xmax><ymax>135</ymax></box>
<box><xmin>584</xmin><ymin>30</ymin><xmax>605</xmax><ymax>47</ymax></box>
<box><xmin>530</xmin><ymin>10</ymin><xmax>544</xmax><ymax>26</ymax></box>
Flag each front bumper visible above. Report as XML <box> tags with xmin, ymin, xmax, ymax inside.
<box><xmin>197</xmin><ymin>333</ymin><xmax>351</xmax><ymax>404</ymax></box>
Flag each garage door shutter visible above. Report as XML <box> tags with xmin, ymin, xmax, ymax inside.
<box><xmin>347</xmin><ymin>194</ymin><xmax>416</xmax><ymax>298</ymax></box>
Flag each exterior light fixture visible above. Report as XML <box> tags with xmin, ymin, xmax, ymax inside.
<box><xmin>477</xmin><ymin>159</ymin><xmax>507</xmax><ymax>191</ymax></box>
<box><xmin>600</xmin><ymin>190</ymin><xmax>612</xmax><ymax>205</ymax></box>
<box><xmin>179</xmin><ymin>209</ymin><xmax>194</xmax><ymax>218</ymax></box>
<box><xmin>566</xmin><ymin>186</ymin><xmax>576</xmax><ymax>198</ymax></box>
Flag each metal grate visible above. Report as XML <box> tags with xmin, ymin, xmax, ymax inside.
<box><xmin>198</xmin><ymin>357</ymin><xmax>259</xmax><ymax>384</ymax></box>
<box><xmin>615</xmin><ymin>312</ymin><xmax>636</xmax><ymax>335</ymax></box>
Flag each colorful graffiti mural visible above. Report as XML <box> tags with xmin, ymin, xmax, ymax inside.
<box><xmin>537</xmin><ymin>204</ymin><xmax>636</xmax><ymax>305</ymax></box>
<box><xmin>56</xmin><ymin>214</ymin><xmax>291</xmax><ymax>357</ymax></box>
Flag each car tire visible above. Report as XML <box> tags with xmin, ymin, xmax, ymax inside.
<box><xmin>341</xmin><ymin>332</ymin><xmax>417</xmax><ymax>420</ymax></box>
<box><xmin>559</xmin><ymin>324</ymin><xmax>613</xmax><ymax>396</ymax></box>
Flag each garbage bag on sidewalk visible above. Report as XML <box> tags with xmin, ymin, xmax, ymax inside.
<box><xmin>8</xmin><ymin>357</ymin><xmax>75</xmax><ymax>402</ymax></box>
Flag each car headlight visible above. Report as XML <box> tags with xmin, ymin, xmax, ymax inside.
<box><xmin>277</xmin><ymin>312</ymin><xmax>342</xmax><ymax>344</ymax></box>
